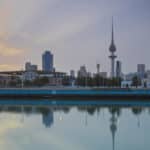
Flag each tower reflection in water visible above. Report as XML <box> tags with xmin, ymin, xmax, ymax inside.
<box><xmin>109</xmin><ymin>107</ymin><xmax>120</xmax><ymax>150</ymax></box>
<box><xmin>0</xmin><ymin>103</ymin><xmax>146</xmax><ymax>150</ymax></box>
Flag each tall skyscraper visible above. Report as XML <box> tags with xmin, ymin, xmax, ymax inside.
<box><xmin>77</xmin><ymin>65</ymin><xmax>87</xmax><ymax>77</ymax></box>
<box><xmin>116</xmin><ymin>60</ymin><xmax>122</xmax><ymax>78</ymax></box>
<box><xmin>70</xmin><ymin>70</ymin><xmax>75</xmax><ymax>78</ymax></box>
<box><xmin>42</xmin><ymin>51</ymin><xmax>53</xmax><ymax>72</ymax></box>
<box><xmin>25</xmin><ymin>62</ymin><xmax>31</xmax><ymax>71</ymax></box>
<box><xmin>109</xmin><ymin>19</ymin><xmax>117</xmax><ymax>78</ymax></box>
<box><xmin>96</xmin><ymin>64</ymin><xmax>100</xmax><ymax>75</ymax></box>
<box><xmin>137</xmin><ymin>64</ymin><xmax>145</xmax><ymax>78</ymax></box>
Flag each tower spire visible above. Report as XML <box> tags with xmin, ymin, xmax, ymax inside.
<box><xmin>111</xmin><ymin>17</ymin><xmax>114</xmax><ymax>44</ymax></box>
<box><xmin>109</xmin><ymin>17</ymin><xmax>117</xmax><ymax>78</ymax></box>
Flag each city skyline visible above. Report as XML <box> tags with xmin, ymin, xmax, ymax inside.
<box><xmin>0</xmin><ymin>0</ymin><xmax>150</xmax><ymax>74</ymax></box>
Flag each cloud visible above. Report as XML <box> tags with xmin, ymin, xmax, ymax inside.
<box><xmin>0</xmin><ymin>64</ymin><xmax>21</xmax><ymax>71</ymax></box>
<box><xmin>37</xmin><ymin>14</ymin><xmax>98</xmax><ymax>45</ymax></box>
<box><xmin>0</xmin><ymin>43</ymin><xmax>23</xmax><ymax>56</ymax></box>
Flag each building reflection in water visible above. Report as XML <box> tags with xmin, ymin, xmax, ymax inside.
<box><xmin>35</xmin><ymin>107</ymin><xmax>54</xmax><ymax>128</ymax></box>
<box><xmin>42</xmin><ymin>108</ymin><xmax>54</xmax><ymax>128</ymax></box>
<box><xmin>131</xmin><ymin>107</ymin><xmax>143</xmax><ymax>128</ymax></box>
<box><xmin>0</xmin><ymin>102</ymin><xmax>148</xmax><ymax>150</ymax></box>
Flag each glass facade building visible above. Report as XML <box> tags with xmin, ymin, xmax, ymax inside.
<box><xmin>42</xmin><ymin>51</ymin><xmax>53</xmax><ymax>72</ymax></box>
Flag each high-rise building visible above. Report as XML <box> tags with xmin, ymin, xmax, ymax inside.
<box><xmin>146</xmin><ymin>70</ymin><xmax>150</xmax><ymax>79</ymax></box>
<box><xmin>25</xmin><ymin>62</ymin><xmax>37</xmax><ymax>71</ymax></box>
<box><xmin>137</xmin><ymin>64</ymin><xmax>145</xmax><ymax>78</ymax></box>
<box><xmin>42</xmin><ymin>51</ymin><xmax>53</xmax><ymax>72</ymax></box>
<box><xmin>116</xmin><ymin>60</ymin><xmax>122</xmax><ymax>78</ymax></box>
<box><xmin>25</xmin><ymin>62</ymin><xmax>31</xmax><ymax>71</ymax></box>
<box><xmin>137</xmin><ymin>64</ymin><xmax>145</xmax><ymax>74</ymax></box>
<box><xmin>70</xmin><ymin>70</ymin><xmax>75</xmax><ymax>78</ymax></box>
<box><xmin>77</xmin><ymin>65</ymin><xmax>87</xmax><ymax>77</ymax></box>
<box><xmin>96</xmin><ymin>64</ymin><xmax>100</xmax><ymax>75</ymax></box>
<box><xmin>109</xmin><ymin>18</ymin><xmax>117</xmax><ymax>78</ymax></box>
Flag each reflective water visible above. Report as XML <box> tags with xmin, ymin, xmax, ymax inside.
<box><xmin>0</xmin><ymin>99</ymin><xmax>150</xmax><ymax>150</ymax></box>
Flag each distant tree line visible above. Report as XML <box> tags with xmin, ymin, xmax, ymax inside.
<box><xmin>62</xmin><ymin>75</ymin><xmax>145</xmax><ymax>88</ymax></box>
<box><xmin>62</xmin><ymin>75</ymin><xmax>122</xmax><ymax>87</ymax></box>
<box><xmin>131</xmin><ymin>75</ymin><xmax>142</xmax><ymax>88</ymax></box>
<box><xmin>0</xmin><ymin>76</ymin><xmax>50</xmax><ymax>87</ymax></box>
<box><xmin>0</xmin><ymin>74</ymin><xmax>145</xmax><ymax>88</ymax></box>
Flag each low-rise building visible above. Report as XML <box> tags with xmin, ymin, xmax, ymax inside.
<box><xmin>121</xmin><ymin>81</ymin><xmax>132</xmax><ymax>88</ymax></box>
<box><xmin>38</xmin><ymin>71</ymin><xmax>66</xmax><ymax>86</ymax></box>
<box><xmin>99</xmin><ymin>72</ymin><xmax>107</xmax><ymax>78</ymax></box>
<box><xmin>0</xmin><ymin>70</ymin><xmax>67</xmax><ymax>86</ymax></box>
<box><xmin>141</xmin><ymin>77</ymin><xmax>150</xmax><ymax>88</ymax></box>
<box><xmin>0</xmin><ymin>75</ymin><xmax>11</xmax><ymax>87</ymax></box>
<box><xmin>22</xmin><ymin>71</ymin><xmax>38</xmax><ymax>81</ymax></box>
<box><xmin>48</xmin><ymin>77</ymin><xmax>63</xmax><ymax>86</ymax></box>
<box><xmin>125</xmin><ymin>73</ymin><xmax>137</xmax><ymax>81</ymax></box>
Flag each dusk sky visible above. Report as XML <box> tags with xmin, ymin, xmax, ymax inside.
<box><xmin>0</xmin><ymin>0</ymin><xmax>150</xmax><ymax>75</ymax></box>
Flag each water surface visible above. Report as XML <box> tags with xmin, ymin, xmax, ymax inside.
<box><xmin>0</xmin><ymin>99</ymin><xmax>149</xmax><ymax>150</ymax></box>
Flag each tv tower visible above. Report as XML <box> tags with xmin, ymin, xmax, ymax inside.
<box><xmin>109</xmin><ymin>18</ymin><xmax>117</xmax><ymax>78</ymax></box>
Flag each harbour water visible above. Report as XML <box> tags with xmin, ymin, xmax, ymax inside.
<box><xmin>0</xmin><ymin>99</ymin><xmax>150</xmax><ymax>150</ymax></box>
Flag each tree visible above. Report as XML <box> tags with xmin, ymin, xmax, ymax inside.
<box><xmin>93</xmin><ymin>75</ymin><xmax>106</xmax><ymax>87</ymax></box>
<box><xmin>8</xmin><ymin>77</ymin><xmax>21</xmax><ymax>87</ymax></box>
<box><xmin>24</xmin><ymin>80</ymin><xmax>33</xmax><ymax>87</ymax></box>
<box><xmin>8</xmin><ymin>80</ymin><xmax>17</xmax><ymax>87</ymax></box>
<box><xmin>76</xmin><ymin>77</ymin><xmax>86</xmax><ymax>86</ymax></box>
<box><xmin>62</xmin><ymin>76</ymin><xmax>70</xmax><ymax>86</ymax></box>
<box><xmin>33</xmin><ymin>77</ymin><xmax>49</xmax><ymax>86</ymax></box>
<box><xmin>132</xmin><ymin>76</ymin><xmax>141</xmax><ymax>88</ymax></box>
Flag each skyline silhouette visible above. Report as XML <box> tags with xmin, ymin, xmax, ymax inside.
<box><xmin>0</xmin><ymin>0</ymin><xmax>149</xmax><ymax>74</ymax></box>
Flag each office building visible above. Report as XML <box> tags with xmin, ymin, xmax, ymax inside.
<box><xmin>70</xmin><ymin>70</ymin><xmax>75</xmax><ymax>78</ymax></box>
<box><xmin>96</xmin><ymin>64</ymin><xmax>100</xmax><ymax>75</ymax></box>
<box><xmin>125</xmin><ymin>73</ymin><xmax>137</xmax><ymax>81</ymax></box>
<box><xmin>146</xmin><ymin>70</ymin><xmax>150</xmax><ymax>78</ymax></box>
<box><xmin>116</xmin><ymin>61</ymin><xmax>122</xmax><ymax>78</ymax></box>
<box><xmin>77</xmin><ymin>66</ymin><xmax>87</xmax><ymax>77</ymax></box>
<box><xmin>25</xmin><ymin>62</ymin><xmax>31</xmax><ymax>71</ymax></box>
<box><xmin>42</xmin><ymin>51</ymin><xmax>53</xmax><ymax>72</ymax></box>
<box><xmin>25</xmin><ymin>62</ymin><xmax>37</xmax><ymax>71</ymax></box>
<box><xmin>137</xmin><ymin>64</ymin><xmax>145</xmax><ymax>78</ymax></box>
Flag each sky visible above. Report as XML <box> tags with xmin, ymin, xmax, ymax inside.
<box><xmin>0</xmin><ymin>0</ymin><xmax>150</xmax><ymax>75</ymax></box>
